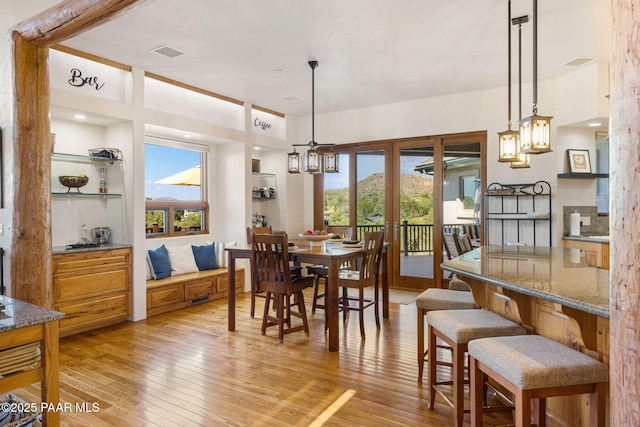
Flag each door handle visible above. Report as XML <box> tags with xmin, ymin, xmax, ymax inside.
<box><xmin>394</xmin><ymin>221</ymin><xmax>399</xmax><ymax>241</ymax></box>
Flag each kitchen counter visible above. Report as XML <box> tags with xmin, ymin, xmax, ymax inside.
<box><xmin>52</xmin><ymin>242</ymin><xmax>132</xmax><ymax>255</ymax></box>
<box><xmin>442</xmin><ymin>245</ymin><xmax>609</xmax><ymax>317</ymax></box>
<box><xmin>0</xmin><ymin>295</ymin><xmax>64</xmax><ymax>332</ymax></box>
<box><xmin>0</xmin><ymin>296</ymin><xmax>64</xmax><ymax>425</ymax></box>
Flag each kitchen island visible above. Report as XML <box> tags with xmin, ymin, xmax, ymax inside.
<box><xmin>0</xmin><ymin>295</ymin><xmax>64</xmax><ymax>426</ymax></box>
<box><xmin>442</xmin><ymin>245</ymin><xmax>609</xmax><ymax>426</ymax></box>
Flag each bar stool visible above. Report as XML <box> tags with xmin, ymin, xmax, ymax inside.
<box><xmin>426</xmin><ymin>292</ymin><xmax>527</xmax><ymax>427</ymax></box>
<box><xmin>468</xmin><ymin>308</ymin><xmax>609</xmax><ymax>427</ymax></box>
<box><xmin>416</xmin><ymin>281</ymin><xmax>478</xmax><ymax>382</ymax></box>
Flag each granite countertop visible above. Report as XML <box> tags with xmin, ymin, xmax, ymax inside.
<box><xmin>562</xmin><ymin>235</ymin><xmax>610</xmax><ymax>243</ymax></box>
<box><xmin>0</xmin><ymin>295</ymin><xmax>64</xmax><ymax>332</ymax></box>
<box><xmin>442</xmin><ymin>245</ymin><xmax>609</xmax><ymax>318</ymax></box>
<box><xmin>52</xmin><ymin>242</ymin><xmax>132</xmax><ymax>255</ymax></box>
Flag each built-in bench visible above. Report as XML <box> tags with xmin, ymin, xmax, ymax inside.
<box><xmin>146</xmin><ymin>268</ymin><xmax>244</xmax><ymax>317</ymax></box>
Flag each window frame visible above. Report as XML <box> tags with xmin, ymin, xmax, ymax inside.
<box><xmin>145</xmin><ymin>139</ymin><xmax>210</xmax><ymax>238</ymax></box>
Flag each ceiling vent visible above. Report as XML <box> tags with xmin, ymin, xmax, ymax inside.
<box><xmin>280</xmin><ymin>95</ymin><xmax>302</xmax><ymax>102</ymax></box>
<box><xmin>148</xmin><ymin>45</ymin><xmax>185</xmax><ymax>58</ymax></box>
<box><xmin>564</xmin><ymin>57</ymin><xmax>595</xmax><ymax>67</ymax></box>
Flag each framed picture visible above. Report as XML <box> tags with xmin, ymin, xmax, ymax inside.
<box><xmin>567</xmin><ymin>149</ymin><xmax>592</xmax><ymax>174</ymax></box>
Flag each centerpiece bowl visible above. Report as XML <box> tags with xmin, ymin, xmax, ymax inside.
<box><xmin>298</xmin><ymin>233</ymin><xmax>334</xmax><ymax>247</ymax></box>
<box><xmin>58</xmin><ymin>175</ymin><xmax>89</xmax><ymax>193</ymax></box>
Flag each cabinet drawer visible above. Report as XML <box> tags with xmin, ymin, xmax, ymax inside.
<box><xmin>55</xmin><ymin>269</ymin><xmax>129</xmax><ymax>302</ymax></box>
<box><xmin>52</xmin><ymin>249</ymin><xmax>131</xmax><ymax>274</ymax></box>
<box><xmin>148</xmin><ymin>284</ymin><xmax>183</xmax><ymax>309</ymax></box>
<box><xmin>56</xmin><ymin>293</ymin><xmax>128</xmax><ymax>330</ymax></box>
<box><xmin>185</xmin><ymin>280</ymin><xmax>213</xmax><ymax>300</ymax></box>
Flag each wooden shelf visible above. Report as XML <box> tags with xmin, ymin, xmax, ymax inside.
<box><xmin>557</xmin><ymin>173</ymin><xmax>609</xmax><ymax>179</ymax></box>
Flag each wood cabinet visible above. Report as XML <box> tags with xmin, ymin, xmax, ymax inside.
<box><xmin>562</xmin><ymin>238</ymin><xmax>610</xmax><ymax>270</ymax></box>
<box><xmin>52</xmin><ymin>247</ymin><xmax>131</xmax><ymax>337</ymax></box>
<box><xmin>146</xmin><ymin>268</ymin><xmax>244</xmax><ymax>317</ymax></box>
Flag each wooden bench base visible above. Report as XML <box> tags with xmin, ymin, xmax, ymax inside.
<box><xmin>147</xmin><ymin>268</ymin><xmax>244</xmax><ymax>317</ymax></box>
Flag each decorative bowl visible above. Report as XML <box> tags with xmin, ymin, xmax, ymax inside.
<box><xmin>298</xmin><ymin>233</ymin><xmax>334</xmax><ymax>247</ymax></box>
<box><xmin>59</xmin><ymin>175</ymin><xmax>89</xmax><ymax>192</ymax></box>
<box><xmin>298</xmin><ymin>233</ymin><xmax>334</xmax><ymax>242</ymax></box>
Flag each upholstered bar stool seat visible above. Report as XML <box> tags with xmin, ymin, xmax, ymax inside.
<box><xmin>427</xmin><ymin>309</ymin><xmax>527</xmax><ymax>427</ymax></box>
<box><xmin>468</xmin><ymin>335</ymin><xmax>609</xmax><ymax>427</ymax></box>
<box><xmin>416</xmin><ymin>287</ymin><xmax>477</xmax><ymax>382</ymax></box>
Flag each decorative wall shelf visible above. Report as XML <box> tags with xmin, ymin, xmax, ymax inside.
<box><xmin>557</xmin><ymin>173</ymin><xmax>609</xmax><ymax>179</ymax></box>
<box><xmin>52</xmin><ymin>192</ymin><xmax>122</xmax><ymax>198</ymax></box>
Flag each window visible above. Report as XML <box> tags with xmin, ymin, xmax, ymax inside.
<box><xmin>145</xmin><ymin>141</ymin><xmax>209</xmax><ymax>237</ymax></box>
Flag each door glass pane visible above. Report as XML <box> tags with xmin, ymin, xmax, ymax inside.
<box><xmin>356</xmin><ymin>150</ymin><xmax>385</xmax><ymax>241</ymax></box>
<box><xmin>323</xmin><ymin>153</ymin><xmax>350</xmax><ymax>225</ymax></box>
<box><xmin>400</xmin><ymin>147</ymin><xmax>435</xmax><ymax>280</ymax></box>
<box><xmin>442</xmin><ymin>142</ymin><xmax>481</xmax><ymax>243</ymax></box>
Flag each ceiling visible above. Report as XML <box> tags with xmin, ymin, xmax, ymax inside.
<box><xmin>60</xmin><ymin>0</ymin><xmax>610</xmax><ymax>118</ymax></box>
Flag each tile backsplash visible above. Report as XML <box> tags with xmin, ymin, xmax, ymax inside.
<box><xmin>563</xmin><ymin>206</ymin><xmax>609</xmax><ymax>236</ymax></box>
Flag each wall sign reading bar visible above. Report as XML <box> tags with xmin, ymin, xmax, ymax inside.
<box><xmin>68</xmin><ymin>68</ymin><xmax>105</xmax><ymax>91</ymax></box>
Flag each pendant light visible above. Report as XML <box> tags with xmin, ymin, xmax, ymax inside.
<box><xmin>519</xmin><ymin>0</ymin><xmax>552</xmax><ymax>154</ymax></box>
<box><xmin>498</xmin><ymin>0</ymin><xmax>520</xmax><ymax>163</ymax></box>
<box><xmin>511</xmin><ymin>14</ymin><xmax>530</xmax><ymax>168</ymax></box>
<box><xmin>287</xmin><ymin>60</ymin><xmax>338</xmax><ymax>174</ymax></box>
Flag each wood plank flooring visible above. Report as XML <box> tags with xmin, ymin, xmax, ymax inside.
<box><xmin>14</xmin><ymin>291</ymin><xmax>534</xmax><ymax>426</ymax></box>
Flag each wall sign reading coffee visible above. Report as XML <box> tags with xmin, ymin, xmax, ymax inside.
<box><xmin>254</xmin><ymin>118</ymin><xmax>272</xmax><ymax>131</ymax></box>
<box><xmin>68</xmin><ymin>68</ymin><xmax>105</xmax><ymax>91</ymax></box>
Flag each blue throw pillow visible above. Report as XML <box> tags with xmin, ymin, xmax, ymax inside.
<box><xmin>191</xmin><ymin>243</ymin><xmax>218</xmax><ymax>270</ymax></box>
<box><xmin>148</xmin><ymin>245</ymin><xmax>172</xmax><ymax>279</ymax></box>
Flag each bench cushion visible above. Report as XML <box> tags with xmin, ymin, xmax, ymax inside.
<box><xmin>415</xmin><ymin>288</ymin><xmax>477</xmax><ymax>311</ymax></box>
<box><xmin>468</xmin><ymin>335</ymin><xmax>609</xmax><ymax>390</ymax></box>
<box><xmin>427</xmin><ymin>309</ymin><xmax>526</xmax><ymax>344</ymax></box>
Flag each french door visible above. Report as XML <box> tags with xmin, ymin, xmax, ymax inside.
<box><xmin>314</xmin><ymin>132</ymin><xmax>485</xmax><ymax>290</ymax></box>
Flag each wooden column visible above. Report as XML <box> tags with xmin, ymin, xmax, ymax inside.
<box><xmin>9</xmin><ymin>0</ymin><xmax>141</xmax><ymax>306</ymax></box>
<box><xmin>10</xmin><ymin>32</ymin><xmax>52</xmax><ymax>307</ymax></box>
<box><xmin>610</xmin><ymin>1</ymin><xmax>640</xmax><ymax>425</ymax></box>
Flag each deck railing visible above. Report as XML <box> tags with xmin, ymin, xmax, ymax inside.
<box><xmin>355</xmin><ymin>222</ymin><xmax>472</xmax><ymax>256</ymax></box>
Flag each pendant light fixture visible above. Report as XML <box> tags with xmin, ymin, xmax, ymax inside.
<box><xmin>287</xmin><ymin>60</ymin><xmax>338</xmax><ymax>174</ymax></box>
<box><xmin>519</xmin><ymin>0</ymin><xmax>553</xmax><ymax>154</ymax></box>
<box><xmin>498</xmin><ymin>0</ymin><xmax>520</xmax><ymax>163</ymax></box>
<box><xmin>511</xmin><ymin>13</ymin><xmax>531</xmax><ymax>169</ymax></box>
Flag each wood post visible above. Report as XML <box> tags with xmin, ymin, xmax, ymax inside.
<box><xmin>9</xmin><ymin>0</ymin><xmax>141</xmax><ymax>306</ymax></box>
<box><xmin>610</xmin><ymin>1</ymin><xmax>640</xmax><ymax>425</ymax></box>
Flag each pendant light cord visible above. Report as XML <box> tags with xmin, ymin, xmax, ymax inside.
<box><xmin>309</xmin><ymin>60</ymin><xmax>318</xmax><ymax>146</ymax></box>
<box><xmin>507</xmin><ymin>0</ymin><xmax>512</xmax><ymax>128</ymax></box>
<box><xmin>532</xmin><ymin>0</ymin><xmax>538</xmax><ymax>115</ymax></box>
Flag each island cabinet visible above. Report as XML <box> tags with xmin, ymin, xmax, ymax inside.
<box><xmin>52</xmin><ymin>246</ymin><xmax>131</xmax><ymax>337</ymax></box>
<box><xmin>562</xmin><ymin>237</ymin><xmax>610</xmax><ymax>270</ymax></box>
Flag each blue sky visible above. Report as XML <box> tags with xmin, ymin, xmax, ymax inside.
<box><xmin>145</xmin><ymin>144</ymin><xmax>202</xmax><ymax>200</ymax></box>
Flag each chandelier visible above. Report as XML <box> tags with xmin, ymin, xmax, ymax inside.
<box><xmin>287</xmin><ymin>61</ymin><xmax>338</xmax><ymax>174</ymax></box>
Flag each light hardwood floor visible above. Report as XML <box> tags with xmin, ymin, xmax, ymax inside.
<box><xmin>15</xmin><ymin>290</ymin><xmax>528</xmax><ymax>426</ymax></box>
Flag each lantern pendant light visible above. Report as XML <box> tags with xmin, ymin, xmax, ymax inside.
<box><xmin>519</xmin><ymin>0</ymin><xmax>552</xmax><ymax>154</ymax></box>
<box><xmin>498</xmin><ymin>0</ymin><xmax>520</xmax><ymax>163</ymax></box>
<box><xmin>287</xmin><ymin>60</ymin><xmax>338</xmax><ymax>174</ymax></box>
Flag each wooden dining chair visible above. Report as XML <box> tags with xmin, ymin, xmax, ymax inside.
<box><xmin>251</xmin><ymin>232</ymin><xmax>314</xmax><ymax>342</ymax></box>
<box><xmin>337</xmin><ymin>230</ymin><xmax>384</xmax><ymax>338</ymax></box>
<box><xmin>247</xmin><ymin>226</ymin><xmax>302</xmax><ymax>318</ymax></box>
<box><xmin>307</xmin><ymin>225</ymin><xmax>355</xmax><ymax>314</ymax></box>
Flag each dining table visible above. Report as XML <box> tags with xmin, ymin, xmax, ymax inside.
<box><xmin>226</xmin><ymin>240</ymin><xmax>390</xmax><ymax>352</ymax></box>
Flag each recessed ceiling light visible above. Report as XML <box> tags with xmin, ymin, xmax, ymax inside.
<box><xmin>183</xmin><ymin>134</ymin><xmax>191</xmax><ymax>138</ymax></box>
<box><xmin>74</xmin><ymin>114</ymin><xmax>86</xmax><ymax>120</ymax></box>
<box><xmin>253</xmin><ymin>146</ymin><xmax>261</xmax><ymax>150</ymax></box>
<box><xmin>588</xmin><ymin>122</ymin><xmax>602</xmax><ymax>127</ymax></box>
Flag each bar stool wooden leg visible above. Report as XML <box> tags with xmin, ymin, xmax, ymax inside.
<box><xmin>514</xmin><ymin>389</ymin><xmax>532</xmax><ymax>427</ymax></box>
<box><xmin>418</xmin><ymin>308</ymin><xmax>426</xmax><ymax>382</ymax></box>
<box><xmin>453</xmin><ymin>342</ymin><xmax>465</xmax><ymax>427</ymax></box>
<box><xmin>428</xmin><ymin>323</ymin><xmax>437</xmax><ymax>409</ymax></box>
<box><xmin>470</xmin><ymin>356</ymin><xmax>484</xmax><ymax>427</ymax></box>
